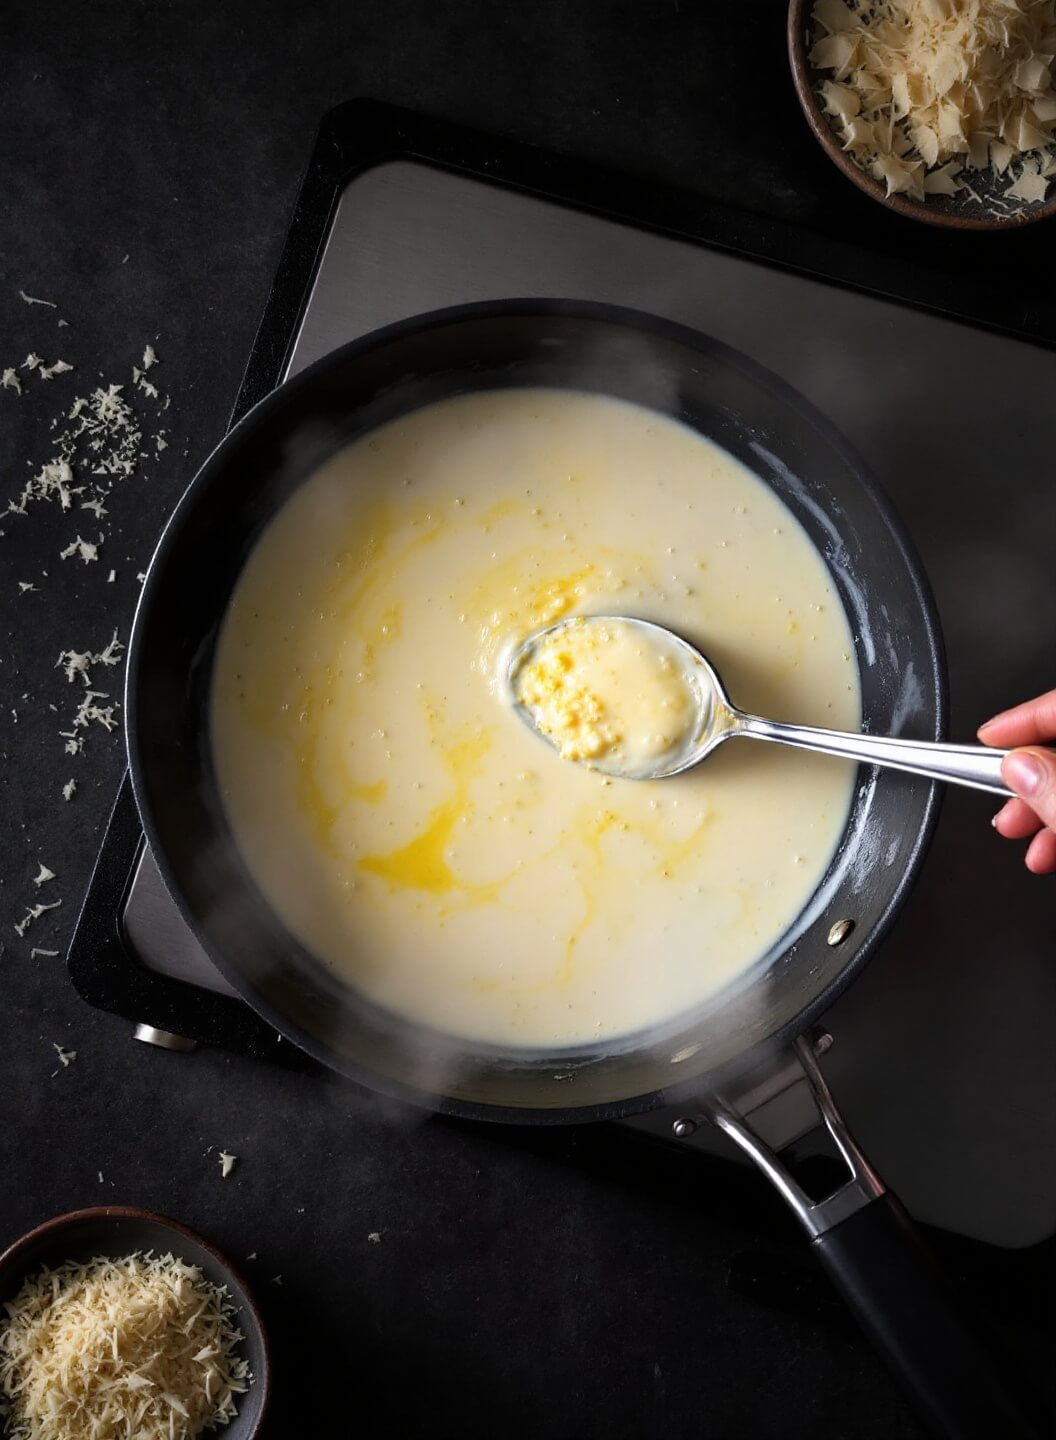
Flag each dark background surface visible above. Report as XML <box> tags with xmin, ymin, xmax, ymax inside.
<box><xmin>2</xmin><ymin>4</ymin><xmax>1054</xmax><ymax>1437</ymax></box>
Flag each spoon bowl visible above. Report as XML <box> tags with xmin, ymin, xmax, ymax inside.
<box><xmin>509</xmin><ymin>615</ymin><xmax>1016</xmax><ymax>795</ymax></box>
<box><xmin>508</xmin><ymin>615</ymin><xmax>732</xmax><ymax>779</ymax></box>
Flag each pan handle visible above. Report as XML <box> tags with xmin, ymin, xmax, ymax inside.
<box><xmin>709</xmin><ymin>1039</ymin><xmax>1047</xmax><ymax>1440</ymax></box>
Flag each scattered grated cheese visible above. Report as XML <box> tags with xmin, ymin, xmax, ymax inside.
<box><xmin>22</xmin><ymin>353</ymin><xmax>42</xmax><ymax>371</ymax></box>
<box><xmin>811</xmin><ymin>0</ymin><xmax>1056</xmax><ymax>204</ymax></box>
<box><xmin>30</xmin><ymin>948</ymin><xmax>59</xmax><ymax>958</ymax></box>
<box><xmin>61</xmin><ymin>778</ymin><xmax>76</xmax><ymax>801</ymax></box>
<box><xmin>0</xmin><ymin>1252</ymin><xmax>251</xmax><ymax>1440</ymax></box>
<box><xmin>17</xmin><ymin>581</ymin><xmax>36</xmax><ymax>594</ymax></box>
<box><xmin>14</xmin><ymin>900</ymin><xmax>61</xmax><ymax>937</ymax></box>
<box><xmin>57</xmin><ymin>630</ymin><xmax>123</xmax><ymax>686</ymax></box>
<box><xmin>59</xmin><ymin>535</ymin><xmax>100</xmax><ymax>564</ymax></box>
<box><xmin>18</xmin><ymin>290</ymin><xmax>57</xmax><ymax>308</ymax></box>
<box><xmin>367</xmin><ymin>1232</ymin><xmax>382</xmax><ymax>1244</ymax></box>
<box><xmin>106</xmin><ymin>567</ymin><xmax>116</xmax><ymax>583</ymax></box>
<box><xmin>218</xmin><ymin>1152</ymin><xmax>237</xmax><ymax>1179</ymax></box>
<box><xmin>51</xmin><ymin>1042</ymin><xmax>76</xmax><ymax>1068</ymax></box>
<box><xmin>38</xmin><ymin>359</ymin><xmax>73</xmax><ymax>381</ymax></box>
<box><xmin>142</xmin><ymin>344</ymin><xmax>158</xmax><ymax>370</ymax></box>
<box><xmin>33</xmin><ymin>864</ymin><xmax>55</xmax><ymax>887</ymax></box>
<box><xmin>70</xmin><ymin>689</ymin><xmax>119</xmax><ymax>735</ymax></box>
<box><xmin>2</xmin><ymin>367</ymin><xmax>22</xmax><ymax>394</ymax></box>
<box><xmin>5</xmin><ymin>460</ymin><xmax>78</xmax><ymax>518</ymax></box>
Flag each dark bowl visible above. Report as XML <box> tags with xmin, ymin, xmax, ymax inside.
<box><xmin>787</xmin><ymin>0</ymin><xmax>1056</xmax><ymax>231</ymax></box>
<box><xmin>0</xmin><ymin>1207</ymin><xmax>270</xmax><ymax>1439</ymax></box>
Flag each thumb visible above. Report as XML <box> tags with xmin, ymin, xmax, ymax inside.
<box><xmin>1001</xmin><ymin>748</ymin><xmax>1056</xmax><ymax>829</ymax></box>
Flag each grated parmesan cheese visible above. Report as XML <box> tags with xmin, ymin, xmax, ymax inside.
<box><xmin>811</xmin><ymin>0</ymin><xmax>1056</xmax><ymax>203</ymax></box>
<box><xmin>33</xmin><ymin>864</ymin><xmax>55</xmax><ymax>886</ymax></box>
<box><xmin>38</xmin><ymin>359</ymin><xmax>73</xmax><ymax>381</ymax></box>
<box><xmin>62</xmin><ymin>778</ymin><xmax>77</xmax><ymax>801</ymax></box>
<box><xmin>56</xmin><ymin>631</ymin><xmax>123</xmax><ymax>687</ymax></box>
<box><xmin>14</xmin><ymin>900</ymin><xmax>61</xmax><ymax>937</ymax></box>
<box><xmin>0</xmin><ymin>1252</ymin><xmax>250</xmax><ymax>1440</ymax></box>
<box><xmin>218</xmin><ymin>1152</ymin><xmax>237</xmax><ymax>1179</ymax></box>
<box><xmin>59</xmin><ymin>535</ymin><xmax>100</xmax><ymax>565</ymax></box>
<box><xmin>18</xmin><ymin>290</ymin><xmax>57</xmax><ymax>308</ymax></box>
<box><xmin>2</xmin><ymin>367</ymin><xmax>22</xmax><ymax>395</ymax></box>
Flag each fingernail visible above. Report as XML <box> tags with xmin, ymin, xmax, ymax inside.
<box><xmin>1003</xmin><ymin>752</ymin><xmax>1044</xmax><ymax>797</ymax></box>
<box><xmin>979</xmin><ymin>712</ymin><xmax>1005</xmax><ymax>734</ymax></box>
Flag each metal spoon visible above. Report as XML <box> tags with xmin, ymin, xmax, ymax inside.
<box><xmin>509</xmin><ymin>615</ymin><xmax>1014</xmax><ymax>794</ymax></box>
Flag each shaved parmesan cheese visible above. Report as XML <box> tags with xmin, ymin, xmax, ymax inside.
<box><xmin>0</xmin><ymin>1252</ymin><xmax>251</xmax><ymax>1440</ymax></box>
<box><xmin>218</xmin><ymin>1151</ymin><xmax>237</xmax><ymax>1178</ymax></box>
<box><xmin>62</xmin><ymin>778</ymin><xmax>76</xmax><ymax>801</ymax></box>
<box><xmin>52</xmin><ymin>1042</ymin><xmax>76</xmax><ymax>1068</ymax></box>
<box><xmin>19</xmin><ymin>290</ymin><xmax>57</xmax><ymax>308</ymax></box>
<box><xmin>143</xmin><ymin>344</ymin><xmax>158</xmax><ymax>369</ymax></box>
<box><xmin>38</xmin><ymin>359</ymin><xmax>73</xmax><ymax>380</ymax></box>
<box><xmin>2</xmin><ymin>368</ymin><xmax>22</xmax><ymax>394</ymax></box>
<box><xmin>30</xmin><ymin>948</ymin><xmax>59</xmax><ymax>958</ymax></box>
<box><xmin>17</xmin><ymin>581</ymin><xmax>36</xmax><ymax>593</ymax></box>
<box><xmin>33</xmin><ymin>864</ymin><xmax>55</xmax><ymax>886</ymax></box>
<box><xmin>810</xmin><ymin>0</ymin><xmax>1056</xmax><ymax>206</ymax></box>
<box><xmin>1007</xmin><ymin>158</ymin><xmax>1051</xmax><ymax>199</ymax></box>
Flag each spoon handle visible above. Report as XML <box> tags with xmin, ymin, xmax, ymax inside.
<box><xmin>737</xmin><ymin>715</ymin><xmax>1013</xmax><ymax>796</ymax></box>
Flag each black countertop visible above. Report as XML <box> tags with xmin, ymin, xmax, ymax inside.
<box><xmin>2</xmin><ymin>4</ymin><xmax>1054</xmax><ymax>1436</ymax></box>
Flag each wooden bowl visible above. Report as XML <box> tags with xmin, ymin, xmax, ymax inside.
<box><xmin>0</xmin><ymin>1207</ymin><xmax>270</xmax><ymax>1439</ymax></box>
<box><xmin>787</xmin><ymin>0</ymin><xmax>1056</xmax><ymax>230</ymax></box>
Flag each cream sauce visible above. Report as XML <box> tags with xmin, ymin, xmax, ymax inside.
<box><xmin>211</xmin><ymin>388</ymin><xmax>861</xmax><ymax>1049</ymax></box>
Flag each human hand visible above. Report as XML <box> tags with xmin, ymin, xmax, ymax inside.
<box><xmin>978</xmin><ymin>688</ymin><xmax>1056</xmax><ymax>875</ymax></box>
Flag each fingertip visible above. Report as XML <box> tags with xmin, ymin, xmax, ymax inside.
<box><xmin>992</xmin><ymin>798</ymin><xmax>1042</xmax><ymax>840</ymax></box>
<box><xmin>1024</xmin><ymin>829</ymin><xmax>1056</xmax><ymax>875</ymax></box>
<box><xmin>992</xmin><ymin>804</ymin><xmax>1010</xmax><ymax>834</ymax></box>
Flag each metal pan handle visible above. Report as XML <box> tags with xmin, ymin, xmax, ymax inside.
<box><xmin>709</xmin><ymin>1039</ymin><xmax>1047</xmax><ymax>1440</ymax></box>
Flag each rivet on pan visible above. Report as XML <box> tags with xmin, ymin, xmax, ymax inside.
<box><xmin>672</xmin><ymin>1117</ymin><xmax>698</xmax><ymax>1139</ymax></box>
<box><xmin>827</xmin><ymin>918</ymin><xmax>855</xmax><ymax>947</ymax></box>
<box><xmin>813</xmin><ymin>1031</ymin><xmax>834</xmax><ymax>1057</ymax></box>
